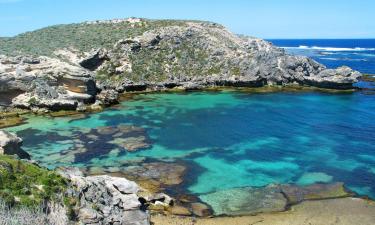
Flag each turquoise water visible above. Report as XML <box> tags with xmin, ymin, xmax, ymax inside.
<box><xmin>5</xmin><ymin>90</ymin><xmax>375</xmax><ymax>198</ymax></box>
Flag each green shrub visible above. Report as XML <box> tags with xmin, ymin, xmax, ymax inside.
<box><xmin>0</xmin><ymin>155</ymin><xmax>67</xmax><ymax>208</ymax></box>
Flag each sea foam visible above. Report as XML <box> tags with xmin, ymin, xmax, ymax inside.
<box><xmin>282</xmin><ymin>46</ymin><xmax>375</xmax><ymax>51</ymax></box>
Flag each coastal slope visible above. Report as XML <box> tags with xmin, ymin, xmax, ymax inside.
<box><xmin>0</xmin><ymin>18</ymin><xmax>361</xmax><ymax>111</ymax></box>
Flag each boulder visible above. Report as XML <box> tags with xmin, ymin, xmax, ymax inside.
<box><xmin>59</xmin><ymin>169</ymin><xmax>150</xmax><ymax>225</ymax></box>
<box><xmin>0</xmin><ymin>130</ymin><xmax>30</xmax><ymax>159</ymax></box>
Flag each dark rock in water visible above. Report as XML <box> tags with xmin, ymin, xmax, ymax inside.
<box><xmin>199</xmin><ymin>185</ymin><xmax>287</xmax><ymax>216</ymax></box>
<box><xmin>280</xmin><ymin>182</ymin><xmax>351</xmax><ymax>204</ymax></box>
<box><xmin>0</xmin><ymin>130</ymin><xmax>30</xmax><ymax>159</ymax></box>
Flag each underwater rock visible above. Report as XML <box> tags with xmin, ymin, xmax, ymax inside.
<box><xmin>94</xmin><ymin>125</ymin><xmax>151</xmax><ymax>152</ymax></box>
<box><xmin>0</xmin><ymin>130</ymin><xmax>30</xmax><ymax>159</ymax></box>
<box><xmin>280</xmin><ymin>182</ymin><xmax>351</xmax><ymax>204</ymax></box>
<box><xmin>111</xmin><ymin>136</ymin><xmax>151</xmax><ymax>152</ymax></box>
<box><xmin>296</xmin><ymin>172</ymin><xmax>333</xmax><ymax>185</ymax></box>
<box><xmin>199</xmin><ymin>185</ymin><xmax>287</xmax><ymax>216</ymax></box>
<box><xmin>191</xmin><ymin>202</ymin><xmax>213</xmax><ymax>217</ymax></box>
<box><xmin>96</xmin><ymin>126</ymin><xmax>119</xmax><ymax>135</ymax></box>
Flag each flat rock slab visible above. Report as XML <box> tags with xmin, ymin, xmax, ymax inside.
<box><xmin>280</xmin><ymin>182</ymin><xmax>351</xmax><ymax>204</ymax></box>
<box><xmin>199</xmin><ymin>185</ymin><xmax>287</xmax><ymax>216</ymax></box>
<box><xmin>151</xmin><ymin>198</ymin><xmax>375</xmax><ymax>225</ymax></box>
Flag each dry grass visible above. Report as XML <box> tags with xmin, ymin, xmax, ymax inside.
<box><xmin>0</xmin><ymin>200</ymin><xmax>68</xmax><ymax>225</ymax></box>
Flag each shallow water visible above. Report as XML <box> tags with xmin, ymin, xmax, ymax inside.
<box><xmin>5</xmin><ymin>90</ymin><xmax>375</xmax><ymax>198</ymax></box>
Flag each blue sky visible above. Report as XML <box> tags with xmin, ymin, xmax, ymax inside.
<box><xmin>0</xmin><ymin>0</ymin><xmax>374</xmax><ymax>38</ymax></box>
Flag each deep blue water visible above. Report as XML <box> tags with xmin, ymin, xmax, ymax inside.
<box><xmin>269</xmin><ymin>39</ymin><xmax>375</xmax><ymax>74</ymax></box>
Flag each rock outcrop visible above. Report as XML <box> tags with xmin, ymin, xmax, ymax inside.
<box><xmin>95</xmin><ymin>22</ymin><xmax>361</xmax><ymax>92</ymax></box>
<box><xmin>59</xmin><ymin>167</ymin><xmax>150</xmax><ymax>225</ymax></box>
<box><xmin>0</xmin><ymin>55</ymin><xmax>97</xmax><ymax>111</ymax></box>
<box><xmin>199</xmin><ymin>182</ymin><xmax>351</xmax><ymax>216</ymax></box>
<box><xmin>0</xmin><ymin>19</ymin><xmax>362</xmax><ymax>111</ymax></box>
<box><xmin>0</xmin><ymin>130</ymin><xmax>30</xmax><ymax>159</ymax></box>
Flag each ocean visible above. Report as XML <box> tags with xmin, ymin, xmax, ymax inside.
<box><xmin>268</xmin><ymin>39</ymin><xmax>375</xmax><ymax>75</ymax></box>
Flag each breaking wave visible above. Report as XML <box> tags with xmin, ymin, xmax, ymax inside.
<box><xmin>282</xmin><ymin>45</ymin><xmax>375</xmax><ymax>51</ymax></box>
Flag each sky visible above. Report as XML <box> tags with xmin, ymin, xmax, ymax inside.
<box><xmin>0</xmin><ymin>0</ymin><xmax>374</xmax><ymax>38</ymax></box>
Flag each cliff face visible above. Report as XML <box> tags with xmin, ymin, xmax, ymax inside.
<box><xmin>0</xmin><ymin>18</ymin><xmax>362</xmax><ymax>111</ymax></box>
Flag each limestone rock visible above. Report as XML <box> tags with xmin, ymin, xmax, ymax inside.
<box><xmin>0</xmin><ymin>55</ymin><xmax>97</xmax><ymax>110</ymax></box>
<box><xmin>95</xmin><ymin>22</ymin><xmax>361</xmax><ymax>91</ymax></box>
<box><xmin>79</xmin><ymin>48</ymin><xmax>109</xmax><ymax>71</ymax></box>
<box><xmin>59</xmin><ymin>169</ymin><xmax>150</xmax><ymax>225</ymax></box>
<box><xmin>96</xmin><ymin>89</ymin><xmax>119</xmax><ymax>106</ymax></box>
<box><xmin>0</xmin><ymin>130</ymin><xmax>30</xmax><ymax>159</ymax></box>
<box><xmin>280</xmin><ymin>182</ymin><xmax>351</xmax><ymax>204</ymax></box>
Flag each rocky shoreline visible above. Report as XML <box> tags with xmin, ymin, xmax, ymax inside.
<box><xmin>0</xmin><ymin>19</ymin><xmax>362</xmax><ymax>114</ymax></box>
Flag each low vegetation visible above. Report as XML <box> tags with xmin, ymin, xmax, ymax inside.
<box><xmin>0</xmin><ymin>19</ymin><xmax>207</xmax><ymax>57</ymax></box>
<box><xmin>0</xmin><ymin>155</ymin><xmax>67</xmax><ymax>207</ymax></box>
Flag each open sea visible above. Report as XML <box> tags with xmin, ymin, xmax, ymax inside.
<box><xmin>269</xmin><ymin>39</ymin><xmax>375</xmax><ymax>75</ymax></box>
<box><xmin>4</xmin><ymin>39</ymin><xmax>375</xmax><ymax>212</ymax></box>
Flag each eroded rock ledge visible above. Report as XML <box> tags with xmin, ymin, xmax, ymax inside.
<box><xmin>0</xmin><ymin>19</ymin><xmax>362</xmax><ymax>112</ymax></box>
<box><xmin>0</xmin><ymin>130</ymin><xmax>30</xmax><ymax>159</ymax></box>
